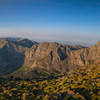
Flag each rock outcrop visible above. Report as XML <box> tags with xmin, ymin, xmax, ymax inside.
<box><xmin>0</xmin><ymin>38</ymin><xmax>100</xmax><ymax>78</ymax></box>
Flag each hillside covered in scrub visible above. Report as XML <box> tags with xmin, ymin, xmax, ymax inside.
<box><xmin>0</xmin><ymin>64</ymin><xmax>100</xmax><ymax>100</ymax></box>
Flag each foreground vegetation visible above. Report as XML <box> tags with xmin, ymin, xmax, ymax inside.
<box><xmin>0</xmin><ymin>65</ymin><xmax>100</xmax><ymax>100</ymax></box>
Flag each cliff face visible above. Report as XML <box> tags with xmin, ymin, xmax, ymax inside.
<box><xmin>88</xmin><ymin>41</ymin><xmax>100</xmax><ymax>64</ymax></box>
<box><xmin>0</xmin><ymin>38</ymin><xmax>100</xmax><ymax>78</ymax></box>
<box><xmin>23</xmin><ymin>42</ymin><xmax>70</xmax><ymax>73</ymax></box>
<box><xmin>24</xmin><ymin>42</ymin><xmax>90</xmax><ymax>72</ymax></box>
<box><xmin>68</xmin><ymin>48</ymin><xmax>88</xmax><ymax>66</ymax></box>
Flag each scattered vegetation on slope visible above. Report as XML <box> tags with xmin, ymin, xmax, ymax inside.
<box><xmin>0</xmin><ymin>65</ymin><xmax>100</xmax><ymax>100</ymax></box>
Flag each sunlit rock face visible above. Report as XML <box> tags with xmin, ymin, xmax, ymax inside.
<box><xmin>88</xmin><ymin>41</ymin><xmax>100</xmax><ymax>64</ymax></box>
<box><xmin>0</xmin><ymin>38</ymin><xmax>100</xmax><ymax>78</ymax></box>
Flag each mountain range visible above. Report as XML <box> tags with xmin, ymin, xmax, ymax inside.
<box><xmin>0</xmin><ymin>38</ymin><xmax>100</xmax><ymax>79</ymax></box>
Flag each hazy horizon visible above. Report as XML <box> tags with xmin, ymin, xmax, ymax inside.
<box><xmin>0</xmin><ymin>0</ymin><xmax>100</xmax><ymax>44</ymax></box>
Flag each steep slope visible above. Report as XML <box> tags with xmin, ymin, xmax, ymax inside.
<box><xmin>68</xmin><ymin>48</ymin><xmax>89</xmax><ymax>67</ymax></box>
<box><xmin>24</xmin><ymin>42</ymin><xmax>69</xmax><ymax>71</ymax></box>
<box><xmin>88</xmin><ymin>41</ymin><xmax>100</xmax><ymax>64</ymax></box>
<box><xmin>68</xmin><ymin>41</ymin><xmax>100</xmax><ymax>67</ymax></box>
<box><xmin>14</xmin><ymin>41</ymin><xmax>100</xmax><ymax>79</ymax></box>
<box><xmin>0</xmin><ymin>38</ymin><xmax>38</xmax><ymax>75</ymax></box>
<box><xmin>10</xmin><ymin>42</ymin><xmax>70</xmax><ymax>78</ymax></box>
<box><xmin>23</xmin><ymin>42</ymin><xmax>89</xmax><ymax>72</ymax></box>
<box><xmin>0</xmin><ymin>38</ymin><xmax>100</xmax><ymax>79</ymax></box>
<box><xmin>0</xmin><ymin>39</ymin><xmax>26</xmax><ymax>75</ymax></box>
<box><xmin>11</xmin><ymin>42</ymin><xmax>87</xmax><ymax>78</ymax></box>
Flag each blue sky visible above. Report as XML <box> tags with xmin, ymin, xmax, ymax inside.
<box><xmin>0</xmin><ymin>0</ymin><xmax>100</xmax><ymax>44</ymax></box>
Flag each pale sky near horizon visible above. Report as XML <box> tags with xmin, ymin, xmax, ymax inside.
<box><xmin>0</xmin><ymin>0</ymin><xmax>100</xmax><ymax>44</ymax></box>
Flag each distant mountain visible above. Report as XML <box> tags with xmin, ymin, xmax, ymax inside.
<box><xmin>14</xmin><ymin>38</ymin><xmax>38</xmax><ymax>48</ymax></box>
<box><xmin>1</xmin><ymin>37</ymin><xmax>38</xmax><ymax>48</ymax></box>
<box><xmin>0</xmin><ymin>38</ymin><xmax>100</xmax><ymax>79</ymax></box>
